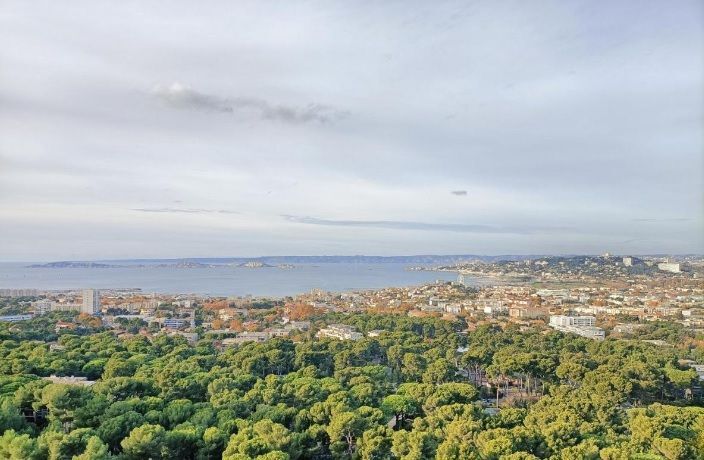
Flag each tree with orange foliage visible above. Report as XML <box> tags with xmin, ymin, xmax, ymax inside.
<box><xmin>77</xmin><ymin>313</ymin><xmax>103</xmax><ymax>328</ymax></box>
<box><xmin>288</xmin><ymin>302</ymin><xmax>317</xmax><ymax>320</ymax></box>
<box><xmin>243</xmin><ymin>321</ymin><xmax>259</xmax><ymax>332</ymax></box>
<box><xmin>203</xmin><ymin>300</ymin><xmax>229</xmax><ymax>310</ymax></box>
<box><xmin>229</xmin><ymin>319</ymin><xmax>243</xmax><ymax>332</ymax></box>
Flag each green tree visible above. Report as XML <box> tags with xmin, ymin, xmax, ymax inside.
<box><xmin>73</xmin><ymin>436</ymin><xmax>110</xmax><ymax>460</ymax></box>
<box><xmin>381</xmin><ymin>395</ymin><xmax>418</xmax><ymax>429</ymax></box>
<box><xmin>0</xmin><ymin>430</ymin><xmax>42</xmax><ymax>460</ymax></box>
<box><xmin>120</xmin><ymin>424</ymin><xmax>167</xmax><ymax>460</ymax></box>
<box><xmin>326</xmin><ymin>411</ymin><xmax>366</xmax><ymax>458</ymax></box>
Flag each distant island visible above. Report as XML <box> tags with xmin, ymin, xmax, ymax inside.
<box><xmin>27</xmin><ymin>260</ymin><xmax>215</xmax><ymax>269</ymax></box>
<box><xmin>238</xmin><ymin>261</ymin><xmax>274</xmax><ymax>268</ymax></box>
<box><xmin>33</xmin><ymin>254</ymin><xmax>544</xmax><ymax>266</ymax></box>
<box><xmin>27</xmin><ymin>261</ymin><xmax>123</xmax><ymax>269</ymax></box>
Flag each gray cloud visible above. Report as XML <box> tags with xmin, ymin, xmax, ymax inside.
<box><xmin>283</xmin><ymin>215</ymin><xmax>572</xmax><ymax>235</ymax></box>
<box><xmin>451</xmin><ymin>190</ymin><xmax>468</xmax><ymax>196</ymax></box>
<box><xmin>133</xmin><ymin>208</ymin><xmax>239</xmax><ymax>215</ymax></box>
<box><xmin>151</xmin><ymin>83</ymin><xmax>348</xmax><ymax>123</ymax></box>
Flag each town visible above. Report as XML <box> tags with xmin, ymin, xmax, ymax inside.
<box><xmin>2</xmin><ymin>253</ymin><xmax>702</xmax><ymax>350</ymax></box>
<box><xmin>1</xmin><ymin>254</ymin><xmax>703</xmax><ymax>459</ymax></box>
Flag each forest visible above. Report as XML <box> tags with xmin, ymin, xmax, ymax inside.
<box><xmin>1</xmin><ymin>312</ymin><xmax>703</xmax><ymax>459</ymax></box>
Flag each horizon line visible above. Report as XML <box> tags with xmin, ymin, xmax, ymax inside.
<box><xmin>3</xmin><ymin>252</ymin><xmax>702</xmax><ymax>264</ymax></box>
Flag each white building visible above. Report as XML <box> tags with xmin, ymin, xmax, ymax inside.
<box><xmin>483</xmin><ymin>305</ymin><xmax>508</xmax><ymax>316</ymax></box>
<box><xmin>32</xmin><ymin>299</ymin><xmax>53</xmax><ymax>315</ymax></box>
<box><xmin>537</xmin><ymin>289</ymin><xmax>569</xmax><ymax>298</ymax></box>
<box><xmin>549</xmin><ymin>315</ymin><xmax>604</xmax><ymax>340</ymax></box>
<box><xmin>44</xmin><ymin>375</ymin><xmax>95</xmax><ymax>386</ymax></box>
<box><xmin>657</xmin><ymin>262</ymin><xmax>681</xmax><ymax>273</ymax></box>
<box><xmin>567</xmin><ymin>325</ymin><xmax>606</xmax><ymax>340</ymax></box>
<box><xmin>223</xmin><ymin>332</ymin><xmax>270</xmax><ymax>346</ymax></box>
<box><xmin>81</xmin><ymin>289</ymin><xmax>101</xmax><ymax>315</ymax></box>
<box><xmin>316</xmin><ymin>324</ymin><xmax>362</xmax><ymax>340</ymax></box>
<box><xmin>549</xmin><ymin>315</ymin><xmax>596</xmax><ymax>327</ymax></box>
<box><xmin>266</xmin><ymin>328</ymin><xmax>289</xmax><ymax>338</ymax></box>
<box><xmin>622</xmin><ymin>257</ymin><xmax>633</xmax><ymax>267</ymax></box>
<box><xmin>287</xmin><ymin>320</ymin><xmax>311</xmax><ymax>330</ymax></box>
<box><xmin>162</xmin><ymin>318</ymin><xmax>188</xmax><ymax>329</ymax></box>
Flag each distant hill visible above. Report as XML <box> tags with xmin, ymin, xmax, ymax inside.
<box><xmin>28</xmin><ymin>260</ymin><xmax>214</xmax><ymax>269</ymax></box>
<box><xmin>27</xmin><ymin>261</ymin><xmax>122</xmax><ymax>268</ymax></box>
<box><xmin>102</xmin><ymin>255</ymin><xmax>544</xmax><ymax>265</ymax></box>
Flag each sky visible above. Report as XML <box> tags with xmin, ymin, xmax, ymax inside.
<box><xmin>0</xmin><ymin>0</ymin><xmax>702</xmax><ymax>261</ymax></box>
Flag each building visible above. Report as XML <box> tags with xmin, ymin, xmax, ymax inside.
<box><xmin>509</xmin><ymin>307</ymin><xmax>548</xmax><ymax>319</ymax></box>
<box><xmin>613</xmin><ymin>323</ymin><xmax>646</xmax><ymax>334</ymax></box>
<box><xmin>0</xmin><ymin>289</ymin><xmax>38</xmax><ymax>297</ymax></box>
<box><xmin>52</xmin><ymin>303</ymin><xmax>81</xmax><ymax>312</ymax></box>
<box><xmin>657</xmin><ymin>262</ymin><xmax>681</xmax><ymax>273</ymax></box>
<box><xmin>483</xmin><ymin>305</ymin><xmax>508</xmax><ymax>316</ymax></box>
<box><xmin>536</xmin><ymin>289</ymin><xmax>569</xmax><ymax>298</ymax></box>
<box><xmin>222</xmin><ymin>332</ymin><xmax>270</xmax><ymax>345</ymax></box>
<box><xmin>32</xmin><ymin>299</ymin><xmax>53</xmax><ymax>315</ymax></box>
<box><xmin>568</xmin><ymin>325</ymin><xmax>606</xmax><ymax>340</ymax></box>
<box><xmin>81</xmin><ymin>289</ymin><xmax>101</xmax><ymax>315</ymax></box>
<box><xmin>162</xmin><ymin>318</ymin><xmax>188</xmax><ymax>329</ymax></box>
<box><xmin>622</xmin><ymin>257</ymin><xmax>633</xmax><ymax>267</ymax></box>
<box><xmin>688</xmin><ymin>364</ymin><xmax>704</xmax><ymax>381</ymax></box>
<box><xmin>549</xmin><ymin>315</ymin><xmax>596</xmax><ymax>328</ymax></box>
<box><xmin>549</xmin><ymin>315</ymin><xmax>604</xmax><ymax>340</ymax></box>
<box><xmin>266</xmin><ymin>328</ymin><xmax>289</xmax><ymax>338</ymax></box>
<box><xmin>316</xmin><ymin>324</ymin><xmax>363</xmax><ymax>340</ymax></box>
<box><xmin>287</xmin><ymin>320</ymin><xmax>311</xmax><ymax>330</ymax></box>
<box><xmin>44</xmin><ymin>375</ymin><xmax>95</xmax><ymax>386</ymax></box>
<box><xmin>55</xmin><ymin>321</ymin><xmax>77</xmax><ymax>333</ymax></box>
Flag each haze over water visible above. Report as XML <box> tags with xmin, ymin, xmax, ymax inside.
<box><xmin>0</xmin><ymin>262</ymin><xmax>466</xmax><ymax>297</ymax></box>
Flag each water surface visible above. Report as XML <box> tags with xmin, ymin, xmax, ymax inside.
<box><xmin>0</xmin><ymin>262</ymin><xmax>468</xmax><ymax>297</ymax></box>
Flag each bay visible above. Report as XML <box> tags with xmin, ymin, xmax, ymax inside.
<box><xmin>0</xmin><ymin>262</ymin><xmax>469</xmax><ymax>297</ymax></box>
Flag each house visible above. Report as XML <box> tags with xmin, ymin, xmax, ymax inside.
<box><xmin>222</xmin><ymin>331</ymin><xmax>270</xmax><ymax>346</ymax></box>
<box><xmin>316</xmin><ymin>324</ymin><xmax>363</xmax><ymax>340</ymax></box>
<box><xmin>44</xmin><ymin>375</ymin><xmax>95</xmax><ymax>386</ymax></box>
<box><xmin>55</xmin><ymin>321</ymin><xmax>76</xmax><ymax>333</ymax></box>
<box><xmin>508</xmin><ymin>307</ymin><xmax>548</xmax><ymax>319</ymax></box>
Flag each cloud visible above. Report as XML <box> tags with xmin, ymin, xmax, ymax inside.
<box><xmin>132</xmin><ymin>207</ymin><xmax>239</xmax><ymax>214</ymax></box>
<box><xmin>151</xmin><ymin>82</ymin><xmax>348</xmax><ymax>123</ymax></box>
<box><xmin>283</xmin><ymin>215</ymin><xmax>571</xmax><ymax>235</ymax></box>
<box><xmin>0</xmin><ymin>1</ymin><xmax>701</xmax><ymax>259</ymax></box>
<box><xmin>451</xmin><ymin>190</ymin><xmax>468</xmax><ymax>196</ymax></box>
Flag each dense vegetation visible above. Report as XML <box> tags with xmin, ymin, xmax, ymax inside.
<box><xmin>1</xmin><ymin>313</ymin><xmax>703</xmax><ymax>459</ymax></box>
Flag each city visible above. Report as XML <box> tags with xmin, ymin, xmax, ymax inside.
<box><xmin>3</xmin><ymin>254</ymin><xmax>702</xmax><ymax>346</ymax></box>
<box><xmin>1</xmin><ymin>253</ymin><xmax>703</xmax><ymax>458</ymax></box>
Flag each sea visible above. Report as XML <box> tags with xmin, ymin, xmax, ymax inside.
<box><xmin>0</xmin><ymin>262</ymin><xmax>475</xmax><ymax>297</ymax></box>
